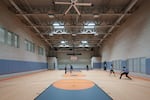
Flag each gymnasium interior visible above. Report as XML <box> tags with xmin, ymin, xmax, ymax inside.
<box><xmin>0</xmin><ymin>0</ymin><xmax>150</xmax><ymax>100</ymax></box>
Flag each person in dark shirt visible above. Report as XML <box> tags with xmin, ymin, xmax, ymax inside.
<box><xmin>120</xmin><ymin>66</ymin><xmax>132</xmax><ymax>80</ymax></box>
<box><xmin>65</xmin><ymin>66</ymin><xmax>67</xmax><ymax>74</ymax></box>
<box><xmin>86</xmin><ymin>65</ymin><xmax>89</xmax><ymax>71</ymax></box>
<box><xmin>104</xmin><ymin>61</ymin><xmax>107</xmax><ymax>71</ymax></box>
<box><xmin>70</xmin><ymin>65</ymin><xmax>73</xmax><ymax>73</ymax></box>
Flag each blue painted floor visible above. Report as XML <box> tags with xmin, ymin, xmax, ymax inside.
<box><xmin>35</xmin><ymin>84</ymin><xmax>113</xmax><ymax>100</ymax></box>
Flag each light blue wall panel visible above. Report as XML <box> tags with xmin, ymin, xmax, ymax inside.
<box><xmin>103</xmin><ymin>57</ymin><xmax>149</xmax><ymax>75</ymax></box>
<box><xmin>107</xmin><ymin>61</ymin><xmax>112</xmax><ymax>69</ymax></box>
<box><xmin>121</xmin><ymin>60</ymin><xmax>127</xmax><ymax>68</ymax></box>
<box><xmin>146</xmin><ymin>58</ymin><xmax>150</xmax><ymax>75</ymax></box>
<box><xmin>140</xmin><ymin>57</ymin><xmax>146</xmax><ymax>73</ymax></box>
<box><xmin>127</xmin><ymin>58</ymin><xmax>134</xmax><ymax>72</ymax></box>
<box><xmin>93</xmin><ymin>63</ymin><xmax>101</xmax><ymax>69</ymax></box>
<box><xmin>133</xmin><ymin>58</ymin><xmax>137</xmax><ymax>72</ymax></box>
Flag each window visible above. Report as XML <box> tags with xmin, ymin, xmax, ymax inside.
<box><xmin>24</xmin><ymin>40</ymin><xmax>28</xmax><ymax>51</ymax></box>
<box><xmin>0</xmin><ymin>27</ymin><xmax>19</xmax><ymax>48</ymax></box>
<box><xmin>30</xmin><ymin>42</ymin><xmax>35</xmax><ymax>52</ymax></box>
<box><xmin>0</xmin><ymin>27</ymin><xmax>5</xmax><ymax>43</ymax></box>
<box><xmin>14</xmin><ymin>34</ymin><xmax>19</xmax><ymax>48</ymax></box>
<box><xmin>7</xmin><ymin>32</ymin><xmax>13</xmax><ymax>46</ymax></box>
<box><xmin>38</xmin><ymin>46</ymin><xmax>45</xmax><ymax>56</ymax></box>
<box><xmin>25</xmin><ymin>39</ymin><xmax>35</xmax><ymax>53</ymax></box>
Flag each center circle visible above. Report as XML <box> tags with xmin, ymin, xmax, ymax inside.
<box><xmin>53</xmin><ymin>79</ymin><xmax>95</xmax><ymax>90</ymax></box>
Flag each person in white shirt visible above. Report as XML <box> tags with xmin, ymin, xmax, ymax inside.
<box><xmin>110</xmin><ymin>64</ymin><xmax>115</xmax><ymax>76</ymax></box>
<box><xmin>120</xmin><ymin>66</ymin><xmax>132</xmax><ymax>80</ymax></box>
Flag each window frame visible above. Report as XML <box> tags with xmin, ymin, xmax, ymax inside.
<box><xmin>0</xmin><ymin>27</ymin><xmax>6</xmax><ymax>43</ymax></box>
<box><xmin>24</xmin><ymin>39</ymin><xmax>35</xmax><ymax>53</ymax></box>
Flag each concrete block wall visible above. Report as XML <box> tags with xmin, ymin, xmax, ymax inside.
<box><xmin>47</xmin><ymin>57</ymin><xmax>58</xmax><ymax>70</ymax></box>
<box><xmin>0</xmin><ymin>1</ymin><xmax>48</xmax><ymax>75</ymax></box>
<box><xmin>101</xmin><ymin>1</ymin><xmax>150</xmax><ymax>75</ymax></box>
<box><xmin>57</xmin><ymin>50</ymin><xmax>92</xmax><ymax>70</ymax></box>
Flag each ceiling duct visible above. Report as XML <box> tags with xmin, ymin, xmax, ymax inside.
<box><xmin>67</xmin><ymin>52</ymin><xmax>82</xmax><ymax>55</ymax></box>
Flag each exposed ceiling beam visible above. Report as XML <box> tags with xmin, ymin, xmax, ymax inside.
<box><xmin>26</xmin><ymin>25</ymin><xmax>120</xmax><ymax>28</ymax></box>
<box><xmin>54</xmin><ymin>2</ymin><xmax>71</xmax><ymax>5</ymax></box>
<box><xmin>52</xmin><ymin>44</ymin><xmax>96</xmax><ymax>48</ymax></box>
<box><xmin>73</xmin><ymin>5</ymin><xmax>81</xmax><ymax>15</ymax></box>
<box><xmin>8</xmin><ymin>0</ymin><xmax>52</xmax><ymax>47</ymax></box>
<box><xmin>16</xmin><ymin>13</ymin><xmax>131</xmax><ymax>16</ymax></box>
<box><xmin>46</xmin><ymin>39</ymin><xmax>100</xmax><ymax>40</ymax></box>
<box><xmin>64</xmin><ymin>5</ymin><xmax>73</xmax><ymax>15</ymax></box>
<box><xmin>97</xmin><ymin>0</ymin><xmax>138</xmax><ymax>46</ymax></box>
<box><xmin>36</xmin><ymin>32</ymin><xmax>108</xmax><ymax>35</ymax></box>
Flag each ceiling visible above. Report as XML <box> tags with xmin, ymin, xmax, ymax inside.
<box><xmin>3</xmin><ymin>0</ymin><xmax>142</xmax><ymax>50</ymax></box>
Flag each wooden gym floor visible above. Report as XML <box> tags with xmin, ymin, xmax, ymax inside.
<box><xmin>0</xmin><ymin>70</ymin><xmax>150</xmax><ymax>100</ymax></box>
